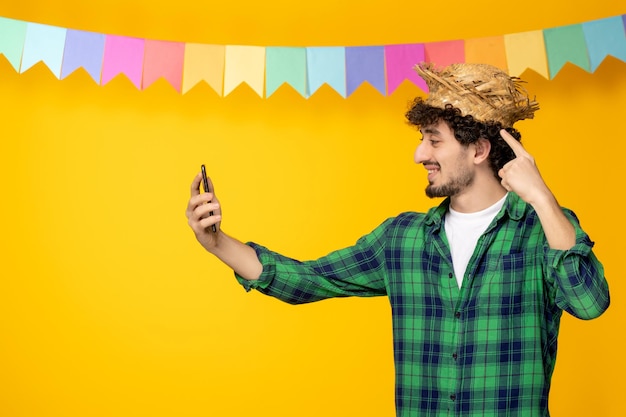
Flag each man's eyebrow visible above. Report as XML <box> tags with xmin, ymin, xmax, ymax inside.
<box><xmin>420</xmin><ymin>127</ymin><xmax>440</xmax><ymax>135</ymax></box>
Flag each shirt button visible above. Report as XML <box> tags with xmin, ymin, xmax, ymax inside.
<box><xmin>448</xmin><ymin>272</ymin><xmax>453</xmax><ymax>279</ymax></box>
<box><xmin>455</xmin><ymin>311</ymin><xmax>461</xmax><ymax>318</ymax></box>
<box><xmin>452</xmin><ymin>353</ymin><xmax>458</xmax><ymax>360</ymax></box>
<box><xmin>450</xmin><ymin>394</ymin><xmax>456</xmax><ymax>401</ymax></box>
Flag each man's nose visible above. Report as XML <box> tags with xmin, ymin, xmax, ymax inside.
<box><xmin>414</xmin><ymin>142</ymin><xmax>429</xmax><ymax>164</ymax></box>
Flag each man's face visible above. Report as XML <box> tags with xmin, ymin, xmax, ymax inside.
<box><xmin>414</xmin><ymin>120</ymin><xmax>474</xmax><ymax>198</ymax></box>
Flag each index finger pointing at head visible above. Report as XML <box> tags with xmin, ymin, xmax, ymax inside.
<box><xmin>499</xmin><ymin>129</ymin><xmax>527</xmax><ymax>157</ymax></box>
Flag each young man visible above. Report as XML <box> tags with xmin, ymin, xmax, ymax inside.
<box><xmin>185</xmin><ymin>63</ymin><xmax>610</xmax><ymax>416</ymax></box>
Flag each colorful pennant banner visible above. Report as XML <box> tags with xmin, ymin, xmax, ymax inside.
<box><xmin>0</xmin><ymin>14</ymin><xmax>625</xmax><ymax>98</ymax></box>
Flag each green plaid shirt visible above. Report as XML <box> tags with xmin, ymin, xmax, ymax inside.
<box><xmin>236</xmin><ymin>192</ymin><xmax>609</xmax><ymax>416</ymax></box>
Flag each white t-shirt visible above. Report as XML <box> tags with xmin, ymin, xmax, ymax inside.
<box><xmin>444</xmin><ymin>194</ymin><xmax>507</xmax><ymax>288</ymax></box>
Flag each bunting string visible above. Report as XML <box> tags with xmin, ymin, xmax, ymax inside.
<box><xmin>1</xmin><ymin>14</ymin><xmax>625</xmax><ymax>98</ymax></box>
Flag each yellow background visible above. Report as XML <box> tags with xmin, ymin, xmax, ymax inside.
<box><xmin>0</xmin><ymin>1</ymin><xmax>624</xmax><ymax>416</ymax></box>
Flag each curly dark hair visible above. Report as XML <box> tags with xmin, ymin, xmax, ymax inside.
<box><xmin>405</xmin><ymin>97</ymin><xmax>521</xmax><ymax>179</ymax></box>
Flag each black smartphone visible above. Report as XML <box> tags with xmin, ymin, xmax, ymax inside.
<box><xmin>200</xmin><ymin>165</ymin><xmax>217</xmax><ymax>232</ymax></box>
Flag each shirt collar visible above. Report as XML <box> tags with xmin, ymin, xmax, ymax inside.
<box><xmin>502</xmin><ymin>192</ymin><xmax>526</xmax><ymax>221</ymax></box>
<box><xmin>424</xmin><ymin>198</ymin><xmax>450</xmax><ymax>228</ymax></box>
<box><xmin>424</xmin><ymin>192</ymin><xmax>527</xmax><ymax>227</ymax></box>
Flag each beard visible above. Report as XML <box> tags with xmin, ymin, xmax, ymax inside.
<box><xmin>425</xmin><ymin>163</ymin><xmax>474</xmax><ymax>198</ymax></box>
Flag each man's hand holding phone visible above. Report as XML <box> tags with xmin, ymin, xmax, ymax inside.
<box><xmin>185</xmin><ymin>166</ymin><xmax>263</xmax><ymax>280</ymax></box>
<box><xmin>186</xmin><ymin>165</ymin><xmax>222</xmax><ymax>251</ymax></box>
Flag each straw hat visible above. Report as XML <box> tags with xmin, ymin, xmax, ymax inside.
<box><xmin>414</xmin><ymin>62</ymin><xmax>539</xmax><ymax>127</ymax></box>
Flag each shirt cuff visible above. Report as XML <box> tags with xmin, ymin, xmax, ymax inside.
<box><xmin>546</xmin><ymin>232</ymin><xmax>594</xmax><ymax>269</ymax></box>
<box><xmin>234</xmin><ymin>242</ymin><xmax>276</xmax><ymax>292</ymax></box>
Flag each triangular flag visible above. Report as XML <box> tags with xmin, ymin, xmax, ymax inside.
<box><xmin>182</xmin><ymin>44</ymin><xmax>225</xmax><ymax>95</ymax></box>
<box><xmin>143</xmin><ymin>40</ymin><xmax>185</xmax><ymax>92</ymax></box>
<box><xmin>424</xmin><ymin>40</ymin><xmax>464</xmax><ymax>69</ymax></box>
<box><xmin>464</xmin><ymin>36</ymin><xmax>508</xmax><ymax>71</ymax></box>
<box><xmin>265</xmin><ymin>47</ymin><xmax>307</xmax><ymax>98</ymax></box>
<box><xmin>345</xmin><ymin>46</ymin><xmax>386</xmax><ymax>96</ymax></box>
<box><xmin>0</xmin><ymin>17</ymin><xmax>27</xmax><ymax>71</ymax></box>
<box><xmin>61</xmin><ymin>30</ymin><xmax>105</xmax><ymax>82</ymax></box>
<box><xmin>306</xmin><ymin>47</ymin><xmax>346</xmax><ymax>98</ymax></box>
<box><xmin>504</xmin><ymin>31</ymin><xmax>549</xmax><ymax>78</ymax></box>
<box><xmin>2</xmin><ymin>12</ymin><xmax>625</xmax><ymax>100</ymax></box>
<box><xmin>223</xmin><ymin>45</ymin><xmax>265</xmax><ymax>97</ymax></box>
<box><xmin>582</xmin><ymin>16</ymin><xmax>626</xmax><ymax>72</ymax></box>
<box><xmin>21</xmin><ymin>23</ymin><xmax>67</xmax><ymax>78</ymax></box>
<box><xmin>101</xmin><ymin>35</ymin><xmax>145</xmax><ymax>89</ymax></box>
<box><xmin>544</xmin><ymin>24</ymin><xmax>590</xmax><ymax>78</ymax></box>
<box><xmin>384</xmin><ymin>44</ymin><xmax>426</xmax><ymax>94</ymax></box>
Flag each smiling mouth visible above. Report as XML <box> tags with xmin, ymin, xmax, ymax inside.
<box><xmin>423</xmin><ymin>163</ymin><xmax>440</xmax><ymax>181</ymax></box>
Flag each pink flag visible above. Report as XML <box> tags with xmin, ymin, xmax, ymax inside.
<box><xmin>143</xmin><ymin>40</ymin><xmax>185</xmax><ymax>92</ymax></box>
<box><xmin>101</xmin><ymin>35</ymin><xmax>145</xmax><ymax>89</ymax></box>
<box><xmin>384</xmin><ymin>44</ymin><xmax>426</xmax><ymax>94</ymax></box>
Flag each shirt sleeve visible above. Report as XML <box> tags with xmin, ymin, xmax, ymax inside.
<box><xmin>234</xmin><ymin>218</ymin><xmax>393</xmax><ymax>304</ymax></box>
<box><xmin>545</xmin><ymin>209</ymin><xmax>610</xmax><ymax>320</ymax></box>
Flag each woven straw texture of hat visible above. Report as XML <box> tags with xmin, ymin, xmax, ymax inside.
<box><xmin>414</xmin><ymin>63</ymin><xmax>539</xmax><ymax>127</ymax></box>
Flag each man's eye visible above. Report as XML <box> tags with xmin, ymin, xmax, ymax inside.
<box><xmin>430</xmin><ymin>140</ymin><xmax>439</xmax><ymax>145</ymax></box>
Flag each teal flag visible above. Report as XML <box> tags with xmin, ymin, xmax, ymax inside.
<box><xmin>306</xmin><ymin>47</ymin><xmax>346</xmax><ymax>98</ymax></box>
<box><xmin>582</xmin><ymin>16</ymin><xmax>626</xmax><ymax>72</ymax></box>
<box><xmin>544</xmin><ymin>24</ymin><xmax>590</xmax><ymax>78</ymax></box>
<box><xmin>265</xmin><ymin>47</ymin><xmax>307</xmax><ymax>97</ymax></box>
<box><xmin>0</xmin><ymin>17</ymin><xmax>27</xmax><ymax>71</ymax></box>
<box><xmin>21</xmin><ymin>23</ymin><xmax>67</xmax><ymax>77</ymax></box>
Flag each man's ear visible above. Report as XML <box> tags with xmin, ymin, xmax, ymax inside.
<box><xmin>473</xmin><ymin>138</ymin><xmax>491</xmax><ymax>164</ymax></box>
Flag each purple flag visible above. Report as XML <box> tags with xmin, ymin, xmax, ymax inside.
<box><xmin>346</xmin><ymin>46</ymin><xmax>386</xmax><ymax>96</ymax></box>
<box><xmin>61</xmin><ymin>30</ymin><xmax>106</xmax><ymax>82</ymax></box>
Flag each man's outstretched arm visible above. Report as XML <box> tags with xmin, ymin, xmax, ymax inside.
<box><xmin>185</xmin><ymin>172</ymin><xmax>262</xmax><ymax>281</ymax></box>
